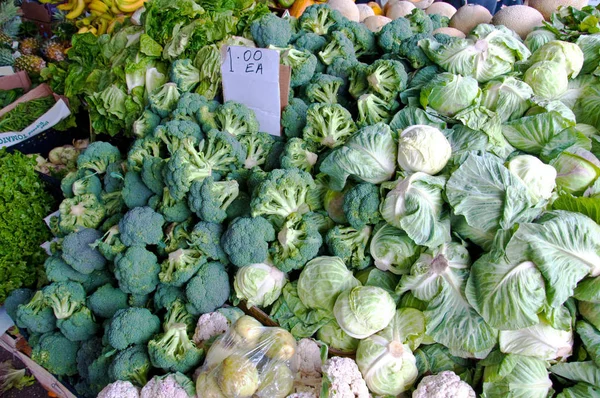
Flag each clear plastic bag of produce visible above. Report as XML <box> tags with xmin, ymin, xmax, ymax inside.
<box><xmin>195</xmin><ymin>315</ymin><xmax>298</xmax><ymax>398</ymax></box>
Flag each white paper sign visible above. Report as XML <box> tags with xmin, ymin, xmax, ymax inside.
<box><xmin>0</xmin><ymin>66</ymin><xmax>14</xmax><ymax>76</ymax></box>
<box><xmin>221</xmin><ymin>46</ymin><xmax>281</xmax><ymax>136</ymax></box>
<box><xmin>0</xmin><ymin>99</ymin><xmax>71</xmax><ymax>148</ymax></box>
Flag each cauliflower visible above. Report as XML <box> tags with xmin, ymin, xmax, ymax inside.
<box><xmin>287</xmin><ymin>393</ymin><xmax>318</xmax><ymax>398</ymax></box>
<box><xmin>293</xmin><ymin>338</ymin><xmax>323</xmax><ymax>395</ymax></box>
<box><xmin>193</xmin><ymin>311</ymin><xmax>230</xmax><ymax>345</ymax></box>
<box><xmin>140</xmin><ymin>373</ymin><xmax>196</xmax><ymax>398</ymax></box>
<box><xmin>412</xmin><ymin>371</ymin><xmax>476</xmax><ymax>398</ymax></box>
<box><xmin>321</xmin><ymin>357</ymin><xmax>369</xmax><ymax>398</ymax></box>
<box><xmin>98</xmin><ymin>380</ymin><xmax>140</xmax><ymax>398</ymax></box>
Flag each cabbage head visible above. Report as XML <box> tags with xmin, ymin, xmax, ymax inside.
<box><xmin>525</xmin><ymin>30</ymin><xmax>557</xmax><ymax>53</ymax></box>
<box><xmin>499</xmin><ymin>319</ymin><xmax>573</xmax><ymax>360</ymax></box>
<box><xmin>524</xmin><ymin>61</ymin><xmax>569</xmax><ymax>100</ymax></box>
<box><xmin>233</xmin><ymin>263</ymin><xmax>287</xmax><ymax>308</ymax></box>
<box><xmin>397</xmin><ymin>125</ymin><xmax>452</xmax><ymax>175</ymax></box>
<box><xmin>334</xmin><ymin>286</ymin><xmax>396</xmax><ymax>339</ymax></box>
<box><xmin>529</xmin><ymin>40</ymin><xmax>584</xmax><ymax>78</ymax></box>
<box><xmin>481</xmin><ymin>352</ymin><xmax>552</xmax><ymax>398</ymax></box>
<box><xmin>507</xmin><ymin>154</ymin><xmax>557</xmax><ymax>203</ymax></box>
<box><xmin>420</xmin><ymin>73</ymin><xmax>480</xmax><ymax>117</ymax></box>
<box><xmin>550</xmin><ymin>147</ymin><xmax>600</xmax><ymax>195</ymax></box>
<box><xmin>369</xmin><ymin>223</ymin><xmax>421</xmax><ymax>275</ymax></box>
<box><xmin>481</xmin><ymin>76</ymin><xmax>533</xmax><ymax>123</ymax></box>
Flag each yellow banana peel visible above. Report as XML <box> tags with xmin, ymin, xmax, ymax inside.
<box><xmin>66</xmin><ymin>0</ymin><xmax>86</xmax><ymax>19</ymax></box>
<box><xmin>116</xmin><ymin>0</ymin><xmax>146</xmax><ymax>13</ymax></box>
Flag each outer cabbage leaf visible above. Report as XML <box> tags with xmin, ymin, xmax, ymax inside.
<box><xmin>369</xmin><ymin>224</ymin><xmax>421</xmax><ymax>275</ymax></box>
<box><xmin>551</xmin><ymin>361</ymin><xmax>600</xmax><ymax>388</ymax></box>
<box><xmin>550</xmin><ymin>147</ymin><xmax>600</xmax><ymax>195</ymax></box>
<box><xmin>481</xmin><ymin>352</ymin><xmax>553</xmax><ymax>398</ymax></box>
<box><xmin>414</xmin><ymin>344</ymin><xmax>475</xmax><ymax>383</ymax></box>
<box><xmin>574</xmin><ymin>79</ymin><xmax>600</xmax><ymax>130</ymax></box>
<box><xmin>389</xmin><ymin>106</ymin><xmax>446</xmax><ymax>132</ymax></box>
<box><xmin>574</xmin><ymin>276</ymin><xmax>600</xmax><ymax>303</ymax></box>
<box><xmin>557</xmin><ymin>383</ymin><xmax>600</xmax><ymax>398</ymax></box>
<box><xmin>481</xmin><ymin>76</ymin><xmax>533</xmax><ymax>123</ymax></box>
<box><xmin>577</xmin><ymin>321</ymin><xmax>600</xmax><ymax>367</ymax></box>
<box><xmin>498</xmin><ymin>320</ymin><xmax>573</xmax><ymax>360</ymax></box>
<box><xmin>576</xmin><ymin>35</ymin><xmax>600</xmax><ymax>75</ymax></box>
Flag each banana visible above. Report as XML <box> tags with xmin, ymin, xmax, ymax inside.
<box><xmin>107</xmin><ymin>15</ymin><xmax>126</xmax><ymax>34</ymax></box>
<box><xmin>57</xmin><ymin>1</ymin><xmax>74</xmax><ymax>11</ymax></box>
<box><xmin>116</xmin><ymin>0</ymin><xmax>147</xmax><ymax>13</ymax></box>
<box><xmin>78</xmin><ymin>26</ymin><xmax>90</xmax><ymax>34</ymax></box>
<box><xmin>66</xmin><ymin>0</ymin><xmax>86</xmax><ymax>19</ymax></box>
<box><xmin>96</xmin><ymin>19</ymin><xmax>108</xmax><ymax>35</ymax></box>
<box><xmin>89</xmin><ymin>0</ymin><xmax>109</xmax><ymax>13</ymax></box>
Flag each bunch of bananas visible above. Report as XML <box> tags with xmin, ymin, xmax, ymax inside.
<box><xmin>57</xmin><ymin>0</ymin><xmax>147</xmax><ymax>35</ymax></box>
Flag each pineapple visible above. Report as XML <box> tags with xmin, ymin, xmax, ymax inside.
<box><xmin>42</xmin><ymin>40</ymin><xmax>66</xmax><ymax>62</ymax></box>
<box><xmin>19</xmin><ymin>37</ymin><xmax>40</xmax><ymax>55</ymax></box>
<box><xmin>0</xmin><ymin>31</ymin><xmax>12</xmax><ymax>46</ymax></box>
<box><xmin>14</xmin><ymin>55</ymin><xmax>46</xmax><ymax>75</ymax></box>
<box><xmin>0</xmin><ymin>47</ymin><xmax>14</xmax><ymax>66</ymax></box>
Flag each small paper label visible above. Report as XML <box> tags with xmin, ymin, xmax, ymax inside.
<box><xmin>0</xmin><ymin>66</ymin><xmax>14</xmax><ymax>76</ymax></box>
<box><xmin>221</xmin><ymin>46</ymin><xmax>281</xmax><ymax>136</ymax></box>
<box><xmin>44</xmin><ymin>210</ymin><xmax>60</xmax><ymax>228</ymax></box>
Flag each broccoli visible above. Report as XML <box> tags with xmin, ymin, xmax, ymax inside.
<box><xmin>343</xmin><ymin>183</ymin><xmax>382</xmax><ymax>229</ymax></box>
<box><xmin>357</xmin><ymin>92</ymin><xmax>400</xmax><ymax>126</ymax></box>
<box><xmin>278</xmin><ymin>47</ymin><xmax>318</xmax><ymax>88</ymax></box>
<box><xmin>115</xmin><ymin>246</ymin><xmax>161</xmax><ymax>295</ymax></box>
<box><xmin>281</xmin><ymin>138</ymin><xmax>319</xmax><ymax>173</ymax></box>
<box><xmin>251</xmin><ymin>13</ymin><xmax>293</xmax><ymax>48</ymax></box>
<box><xmin>133</xmin><ymin>109</ymin><xmax>161</xmax><ymax>138</ymax></box>
<box><xmin>397</xmin><ymin>33</ymin><xmax>433</xmax><ymax>69</ymax></box>
<box><xmin>406</xmin><ymin>8</ymin><xmax>434</xmax><ymax>34</ymax></box>
<box><xmin>87</xmin><ymin>348</ymin><xmax>113</xmax><ymax>395</ymax></box>
<box><xmin>164</xmin><ymin>130</ymin><xmax>246</xmax><ymax>200</ymax></box>
<box><xmin>159</xmin><ymin>247</ymin><xmax>207</xmax><ymax>287</ymax></box>
<box><xmin>188</xmin><ymin>221</ymin><xmax>228</xmax><ymax>263</ymax></box>
<box><xmin>339</xmin><ymin>20</ymin><xmax>377</xmax><ymax>58</ymax></box>
<box><xmin>318</xmin><ymin>31</ymin><xmax>356</xmax><ymax>66</ymax></box>
<box><xmin>31</xmin><ymin>331</ymin><xmax>79</xmax><ymax>376</ymax></box>
<box><xmin>188</xmin><ymin>176</ymin><xmax>240</xmax><ymax>223</ymax></box>
<box><xmin>62</xmin><ymin>228</ymin><xmax>106</xmax><ymax>274</ymax></box>
<box><xmin>149</xmin><ymin>83</ymin><xmax>181</xmax><ymax>118</ymax></box>
<box><xmin>42</xmin><ymin>281</ymin><xmax>86</xmax><ymax>320</ymax></box>
<box><xmin>163</xmin><ymin>298</ymin><xmax>195</xmax><ymax>332</ymax></box>
<box><xmin>81</xmin><ymin>268</ymin><xmax>114</xmax><ymax>294</ymax></box>
<box><xmin>87</xmin><ymin>283</ymin><xmax>129</xmax><ymax>319</ymax></box>
<box><xmin>348</xmin><ymin>61</ymin><xmax>369</xmax><ymax>99</ymax></box>
<box><xmin>294</xmin><ymin>32</ymin><xmax>327</xmax><ymax>53</ymax></box>
<box><xmin>201</xmin><ymin>101</ymin><xmax>259</xmax><ymax>138</ymax></box>
<box><xmin>4</xmin><ymin>288</ymin><xmax>33</xmax><ymax>328</ymax></box>
<box><xmin>72</xmin><ymin>173</ymin><xmax>103</xmax><ymax>198</ymax></box>
<box><xmin>429</xmin><ymin>13</ymin><xmax>449</xmax><ymax>31</ymax></box>
<box><xmin>169</xmin><ymin>59</ymin><xmax>201</xmax><ymax>92</ymax></box>
<box><xmin>15</xmin><ymin>291</ymin><xmax>56</xmax><ymax>334</ymax></box>
<box><xmin>76</xmin><ymin>337</ymin><xmax>104</xmax><ymax>382</ymax></box>
<box><xmin>148</xmin><ymin>323</ymin><xmax>204</xmax><ymax>373</ymax></box>
<box><xmin>122</xmin><ymin>171</ymin><xmax>154</xmax><ymax>209</ymax></box>
<box><xmin>366</xmin><ymin>59</ymin><xmax>408</xmax><ymax>101</ymax></box>
<box><xmin>171</xmin><ymin>92</ymin><xmax>209</xmax><ymax>122</ymax></box>
<box><xmin>44</xmin><ymin>255</ymin><xmax>89</xmax><ymax>284</ymax></box>
<box><xmin>226</xmin><ymin>190</ymin><xmax>252</xmax><ymax>220</ymax></box>
<box><xmin>153</xmin><ymin>119</ymin><xmax>203</xmax><ymax>154</ymax></box>
<box><xmin>77</xmin><ymin>142</ymin><xmax>121</xmax><ymax>174</ymax></box>
<box><xmin>107</xmin><ymin>307</ymin><xmax>161</xmax><ymax>350</ymax></box>
<box><xmin>239</xmin><ymin>132</ymin><xmax>276</xmax><ymax>169</ymax></box>
<box><xmin>325</xmin><ymin>225</ymin><xmax>373</xmax><ymax>270</ymax></box>
<box><xmin>305</xmin><ymin>73</ymin><xmax>344</xmax><ymax>104</ymax></box>
<box><xmin>270</xmin><ymin>212</ymin><xmax>323</xmax><ymax>273</ymax></box>
<box><xmin>377</xmin><ymin>17</ymin><xmax>414</xmax><ymax>54</ymax></box>
<box><xmin>327</xmin><ymin>57</ymin><xmax>359</xmax><ymax>95</ymax></box>
<box><xmin>57</xmin><ymin>307</ymin><xmax>99</xmax><ymax>342</ymax></box>
<box><xmin>61</xmin><ymin>170</ymin><xmax>83</xmax><ymax>198</ymax></box>
<box><xmin>119</xmin><ymin>206</ymin><xmax>165</xmax><ymax>246</ymax></box>
<box><xmin>282</xmin><ymin>98</ymin><xmax>309</xmax><ymax>138</ymax></box>
<box><xmin>299</xmin><ymin>4</ymin><xmax>343</xmax><ymax>36</ymax></box>
<box><xmin>108</xmin><ymin>345</ymin><xmax>151</xmax><ymax>386</ymax></box>
<box><xmin>58</xmin><ymin>194</ymin><xmax>106</xmax><ymax>234</ymax></box>
<box><xmin>154</xmin><ymin>284</ymin><xmax>186</xmax><ymax>311</ymax></box>
<box><xmin>100</xmin><ymin>190</ymin><xmax>125</xmax><ymax>217</ymax></box>
<box><xmin>185</xmin><ymin>261</ymin><xmax>230</xmax><ymax>315</ymax></box>
<box><xmin>304</xmin><ymin>210</ymin><xmax>336</xmax><ymax>235</ymax></box>
<box><xmin>129</xmin><ymin>293</ymin><xmax>151</xmax><ymax>308</ymax></box>
<box><xmin>127</xmin><ymin>135</ymin><xmax>163</xmax><ymax>172</ymax></box>
<box><xmin>158</xmin><ymin>219</ymin><xmax>194</xmax><ymax>255</ymax></box>
<box><xmin>303</xmin><ymin>103</ymin><xmax>357</xmax><ymax>149</ymax></box>
<box><xmin>221</xmin><ymin>216</ymin><xmax>275</xmax><ymax>267</ymax></box>
<box><xmin>153</xmin><ymin>188</ymin><xmax>193</xmax><ymax>223</ymax></box>
<box><xmin>92</xmin><ymin>224</ymin><xmax>126</xmax><ymax>261</ymax></box>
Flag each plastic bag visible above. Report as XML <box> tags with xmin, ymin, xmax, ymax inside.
<box><xmin>196</xmin><ymin>315</ymin><xmax>298</xmax><ymax>398</ymax></box>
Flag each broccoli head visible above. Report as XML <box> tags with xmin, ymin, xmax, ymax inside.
<box><xmin>294</xmin><ymin>32</ymin><xmax>327</xmax><ymax>53</ymax></box>
<box><xmin>81</xmin><ymin>268</ymin><xmax>114</xmax><ymax>294</ymax></box>
<box><xmin>72</xmin><ymin>173</ymin><xmax>103</xmax><ymax>198</ymax></box>
<box><xmin>58</xmin><ymin>194</ymin><xmax>106</xmax><ymax>234</ymax></box>
<box><xmin>148</xmin><ymin>323</ymin><xmax>204</xmax><ymax>373</ymax></box>
<box><xmin>115</xmin><ymin>246</ymin><xmax>160</xmax><ymax>295</ymax></box>
<box><xmin>149</xmin><ymin>83</ymin><xmax>181</xmax><ymax>118</ymax></box>
<box><xmin>153</xmin><ymin>188</ymin><xmax>193</xmax><ymax>223</ymax></box>
<box><xmin>153</xmin><ymin>119</ymin><xmax>203</xmax><ymax>154</ymax></box>
<box><xmin>327</xmin><ymin>57</ymin><xmax>359</xmax><ymax>95</ymax></box>
<box><xmin>87</xmin><ymin>347</ymin><xmax>113</xmax><ymax>395</ymax></box>
<box><xmin>281</xmin><ymin>138</ymin><xmax>319</xmax><ymax>173</ymax></box>
<box><xmin>119</xmin><ymin>206</ymin><xmax>165</xmax><ymax>246</ymax></box>
<box><xmin>325</xmin><ymin>225</ymin><xmax>373</xmax><ymax>270</ymax></box>
<box><xmin>277</xmin><ymin>47</ymin><xmax>318</xmax><ymax>88</ymax></box>
<box><xmin>100</xmin><ymin>190</ymin><xmax>125</xmax><ymax>217</ymax></box>
<box><xmin>406</xmin><ymin>8</ymin><xmax>434</xmax><ymax>34</ymax></box>
<box><xmin>377</xmin><ymin>17</ymin><xmax>414</xmax><ymax>54</ymax></box>
<box><xmin>44</xmin><ymin>255</ymin><xmax>89</xmax><ymax>284</ymax></box>
<box><xmin>282</xmin><ymin>98</ymin><xmax>309</xmax><ymax>139</ymax></box>
<box><xmin>270</xmin><ymin>212</ymin><xmax>323</xmax><ymax>273</ymax></box>
<box><xmin>87</xmin><ymin>283</ymin><xmax>129</xmax><ymax>319</ymax></box>
<box><xmin>133</xmin><ymin>109</ymin><xmax>161</xmax><ymax>138</ymax></box>
<box><xmin>366</xmin><ymin>59</ymin><xmax>408</xmax><ymax>101</ymax></box>
<box><xmin>122</xmin><ymin>171</ymin><xmax>154</xmax><ymax>209</ymax></box>
<box><xmin>127</xmin><ymin>135</ymin><xmax>162</xmax><ymax>172</ymax></box>
<box><xmin>299</xmin><ymin>4</ymin><xmax>343</xmax><ymax>36</ymax></box>
<box><xmin>107</xmin><ymin>307</ymin><xmax>161</xmax><ymax>350</ymax></box>
<box><xmin>57</xmin><ymin>307</ymin><xmax>99</xmax><ymax>342</ymax></box>
<box><xmin>305</xmin><ymin>73</ymin><xmax>344</xmax><ymax>104</ymax></box>
<box><xmin>221</xmin><ymin>216</ymin><xmax>276</xmax><ymax>267</ymax></box>
<box><xmin>61</xmin><ymin>228</ymin><xmax>106</xmax><ymax>274</ymax></box>
<box><xmin>104</xmin><ymin>162</ymin><xmax>124</xmax><ymax>193</ymax></box>
<box><xmin>348</xmin><ymin>61</ymin><xmax>369</xmax><ymax>99</ymax></box>
<box><xmin>16</xmin><ymin>291</ymin><xmax>56</xmax><ymax>334</ymax></box>
<box><xmin>169</xmin><ymin>59</ymin><xmax>200</xmax><ymax>92</ymax></box>
<box><xmin>357</xmin><ymin>92</ymin><xmax>400</xmax><ymax>127</ymax></box>
<box><xmin>429</xmin><ymin>13</ymin><xmax>449</xmax><ymax>31</ymax></box>
<box><xmin>154</xmin><ymin>284</ymin><xmax>186</xmax><ymax>312</ymax></box>
<box><xmin>251</xmin><ymin>13</ymin><xmax>293</xmax><ymax>48</ymax></box>
<box><xmin>188</xmin><ymin>176</ymin><xmax>240</xmax><ymax>223</ymax></box>
<box><xmin>185</xmin><ymin>261</ymin><xmax>230</xmax><ymax>315</ymax></box>
<box><xmin>108</xmin><ymin>345</ymin><xmax>151</xmax><ymax>387</ymax></box>
<box><xmin>4</xmin><ymin>288</ymin><xmax>33</xmax><ymax>328</ymax></box>
<box><xmin>31</xmin><ymin>331</ymin><xmax>80</xmax><ymax>376</ymax></box>
<box><xmin>158</xmin><ymin>219</ymin><xmax>194</xmax><ymax>255</ymax></box>
<box><xmin>159</xmin><ymin>247</ymin><xmax>207</xmax><ymax>287</ymax></box>
<box><xmin>42</xmin><ymin>281</ymin><xmax>86</xmax><ymax>320</ymax></box>
<box><xmin>208</xmin><ymin>101</ymin><xmax>259</xmax><ymax>137</ymax></box>
<box><xmin>76</xmin><ymin>337</ymin><xmax>104</xmax><ymax>382</ymax></box>
<box><xmin>343</xmin><ymin>183</ymin><xmax>382</xmax><ymax>229</ymax></box>
<box><xmin>239</xmin><ymin>132</ymin><xmax>276</xmax><ymax>170</ymax></box>
<box><xmin>77</xmin><ymin>142</ymin><xmax>121</xmax><ymax>174</ymax></box>
<box><xmin>129</xmin><ymin>293</ymin><xmax>151</xmax><ymax>308</ymax></box>
<box><xmin>318</xmin><ymin>31</ymin><xmax>356</xmax><ymax>66</ymax></box>
<box><xmin>172</xmin><ymin>92</ymin><xmax>211</xmax><ymax>122</ymax></box>
<box><xmin>397</xmin><ymin>33</ymin><xmax>433</xmax><ymax>69</ymax></box>
<box><xmin>91</xmin><ymin>224</ymin><xmax>126</xmax><ymax>262</ymax></box>
<box><xmin>188</xmin><ymin>221</ymin><xmax>229</xmax><ymax>263</ymax></box>
<box><xmin>303</xmin><ymin>103</ymin><xmax>357</xmax><ymax>149</ymax></box>
<box><xmin>339</xmin><ymin>20</ymin><xmax>377</xmax><ymax>58</ymax></box>
<box><xmin>163</xmin><ymin>298</ymin><xmax>195</xmax><ymax>332</ymax></box>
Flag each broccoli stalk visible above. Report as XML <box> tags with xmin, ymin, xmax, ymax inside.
<box><xmin>16</xmin><ymin>291</ymin><xmax>56</xmax><ymax>334</ymax></box>
<box><xmin>169</xmin><ymin>59</ymin><xmax>200</xmax><ymax>92</ymax></box>
<box><xmin>270</xmin><ymin>212</ymin><xmax>323</xmax><ymax>273</ymax></box>
<box><xmin>127</xmin><ymin>136</ymin><xmax>162</xmax><ymax>172</ymax></box>
<box><xmin>148</xmin><ymin>323</ymin><xmax>204</xmax><ymax>373</ymax></box>
<box><xmin>299</xmin><ymin>4</ymin><xmax>343</xmax><ymax>36</ymax></box>
<box><xmin>163</xmin><ymin>299</ymin><xmax>194</xmax><ymax>332</ymax></box>
<box><xmin>281</xmin><ymin>138</ymin><xmax>319</xmax><ymax>173</ymax></box>
<box><xmin>209</xmin><ymin>101</ymin><xmax>260</xmax><ymax>137</ymax></box>
<box><xmin>273</xmin><ymin>47</ymin><xmax>318</xmax><ymax>88</ymax></box>
<box><xmin>58</xmin><ymin>194</ymin><xmax>106</xmax><ymax>234</ymax></box>
<box><xmin>42</xmin><ymin>281</ymin><xmax>86</xmax><ymax>320</ymax></box>
<box><xmin>240</xmin><ymin>132</ymin><xmax>276</xmax><ymax>170</ymax></box>
<box><xmin>149</xmin><ymin>83</ymin><xmax>181</xmax><ymax>118</ymax></box>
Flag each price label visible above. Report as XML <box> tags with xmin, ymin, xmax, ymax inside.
<box><xmin>221</xmin><ymin>46</ymin><xmax>281</xmax><ymax>136</ymax></box>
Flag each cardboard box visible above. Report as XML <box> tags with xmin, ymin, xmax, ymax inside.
<box><xmin>0</xmin><ymin>71</ymin><xmax>32</xmax><ymax>92</ymax></box>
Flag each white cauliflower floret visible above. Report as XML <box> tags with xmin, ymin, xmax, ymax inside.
<box><xmin>193</xmin><ymin>311</ymin><xmax>229</xmax><ymax>344</ymax></box>
<box><xmin>141</xmin><ymin>373</ymin><xmax>194</xmax><ymax>398</ymax></box>
<box><xmin>412</xmin><ymin>371</ymin><xmax>476</xmax><ymax>398</ymax></box>
<box><xmin>322</xmin><ymin>357</ymin><xmax>369</xmax><ymax>398</ymax></box>
<box><xmin>98</xmin><ymin>380</ymin><xmax>140</xmax><ymax>398</ymax></box>
<box><xmin>293</xmin><ymin>338</ymin><xmax>323</xmax><ymax>396</ymax></box>
<box><xmin>287</xmin><ymin>393</ymin><xmax>318</xmax><ymax>398</ymax></box>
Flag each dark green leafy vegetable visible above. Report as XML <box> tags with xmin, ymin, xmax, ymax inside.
<box><xmin>0</xmin><ymin>96</ymin><xmax>56</xmax><ymax>133</ymax></box>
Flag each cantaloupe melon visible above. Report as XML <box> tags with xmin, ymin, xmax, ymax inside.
<box><xmin>357</xmin><ymin>4</ymin><xmax>375</xmax><ymax>22</ymax></box>
<box><xmin>387</xmin><ymin>2</ymin><xmax>416</xmax><ymax>19</ymax></box>
<box><xmin>528</xmin><ymin>0</ymin><xmax>589</xmax><ymax>21</ymax></box>
<box><xmin>363</xmin><ymin>15</ymin><xmax>392</xmax><ymax>33</ymax></box>
<box><xmin>328</xmin><ymin>0</ymin><xmax>360</xmax><ymax>22</ymax></box>
<box><xmin>406</xmin><ymin>0</ymin><xmax>434</xmax><ymax>9</ymax></box>
<box><xmin>492</xmin><ymin>5</ymin><xmax>544</xmax><ymax>39</ymax></box>
<box><xmin>426</xmin><ymin>2</ymin><xmax>457</xmax><ymax>19</ymax></box>
<box><xmin>433</xmin><ymin>27</ymin><xmax>466</xmax><ymax>38</ymax></box>
<box><xmin>449</xmin><ymin>4</ymin><xmax>493</xmax><ymax>35</ymax></box>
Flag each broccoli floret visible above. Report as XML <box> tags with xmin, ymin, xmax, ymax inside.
<box><xmin>281</xmin><ymin>138</ymin><xmax>319</xmax><ymax>173</ymax></box>
<box><xmin>251</xmin><ymin>13</ymin><xmax>293</xmax><ymax>48</ymax></box>
<box><xmin>429</xmin><ymin>13</ymin><xmax>449</xmax><ymax>30</ymax></box>
<box><xmin>239</xmin><ymin>132</ymin><xmax>276</xmax><ymax>170</ymax></box>
<box><xmin>149</xmin><ymin>83</ymin><xmax>181</xmax><ymax>118</ymax></box>
<box><xmin>158</xmin><ymin>219</ymin><xmax>193</xmax><ymax>255</ymax></box>
<box><xmin>154</xmin><ymin>284</ymin><xmax>186</xmax><ymax>311</ymax></box>
<box><xmin>42</xmin><ymin>281</ymin><xmax>86</xmax><ymax>320</ymax></box>
<box><xmin>57</xmin><ymin>307</ymin><xmax>99</xmax><ymax>342</ymax></box>
<box><xmin>44</xmin><ymin>255</ymin><xmax>89</xmax><ymax>284</ymax></box>
<box><xmin>170</xmin><ymin>59</ymin><xmax>200</xmax><ymax>92</ymax></box>
<box><xmin>108</xmin><ymin>345</ymin><xmax>151</xmax><ymax>386</ymax></box>
<box><xmin>100</xmin><ymin>190</ymin><xmax>125</xmax><ymax>217</ymax></box>
<box><xmin>294</xmin><ymin>32</ymin><xmax>327</xmax><ymax>53</ymax></box>
<box><xmin>304</xmin><ymin>210</ymin><xmax>336</xmax><ymax>235</ymax></box>
<box><xmin>305</xmin><ymin>73</ymin><xmax>344</xmax><ymax>104</ymax></box>
<box><xmin>406</xmin><ymin>8</ymin><xmax>433</xmax><ymax>34</ymax></box>
<box><xmin>61</xmin><ymin>170</ymin><xmax>82</xmax><ymax>198</ymax></box>
<box><xmin>159</xmin><ymin>247</ymin><xmax>207</xmax><ymax>287</ymax></box>
<box><xmin>87</xmin><ymin>284</ymin><xmax>129</xmax><ymax>319</ymax></box>
<box><xmin>188</xmin><ymin>176</ymin><xmax>240</xmax><ymax>223</ymax></box>
<box><xmin>188</xmin><ymin>221</ymin><xmax>228</xmax><ymax>263</ymax></box>
<box><xmin>299</xmin><ymin>4</ymin><xmax>343</xmax><ymax>36</ymax></box>
<box><xmin>62</xmin><ymin>228</ymin><xmax>106</xmax><ymax>274</ymax></box>
<box><xmin>77</xmin><ymin>337</ymin><xmax>104</xmax><ymax>381</ymax></box>
<box><xmin>115</xmin><ymin>246</ymin><xmax>160</xmax><ymax>295</ymax></box>
<box><xmin>107</xmin><ymin>307</ymin><xmax>161</xmax><ymax>350</ymax></box>
<box><xmin>172</xmin><ymin>92</ymin><xmax>211</xmax><ymax>122</ymax></box>
<box><xmin>122</xmin><ymin>171</ymin><xmax>154</xmax><ymax>209</ymax></box>
<box><xmin>357</xmin><ymin>92</ymin><xmax>399</xmax><ymax>126</ymax></box>
<box><xmin>15</xmin><ymin>291</ymin><xmax>56</xmax><ymax>334</ymax></box>
<box><xmin>127</xmin><ymin>136</ymin><xmax>162</xmax><ymax>172</ymax></box>
<box><xmin>153</xmin><ymin>119</ymin><xmax>203</xmax><ymax>154</ymax></box>
<box><xmin>81</xmin><ymin>268</ymin><xmax>114</xmax><ymax>294</ymax></box>
<box><xmin>377</xmin><ymin>17</ymin><xmax>414</xmax><ymax>54</ymax></box>
<box><xmin>154</xmin><ymin>188</ymin><xmax>192</xmax><ymax>223</ymax></box>
<box><xmin>366</xmin><ymin>59</ymin><xmax>408</xmax><ymax>101</ymax></box>
<box><xmin>282</xmin><ymin>98</ymin><xmax>309</xmax><ymax>139</ymax></box>
<box><xmin>339</xmin><ymin>20</ymin><xmax>377</xmax><ymax>58</ymax></box>
<box><xmin>163</xmin><ymin>298</ymin><xmax>194</xmax><ymax>332</ymax></box>
<box><xmin>72</xmin><ymin>173</ymin><xmax>103</xmax><ymax>198</ymax></box>
<box><xmin>31</xmin><ymin>331</ymin><xmax>80</xmax><ymax>376</ymax></box>
<box><xmin>221</xmin><ymin>216</ymin><xmax>275</xmax><ymax>267</ymax></box>
<box><xmin>326</xmin><ymin>225</ymin><xmax>373</xmax><ymax>270</ymax></box>
<box><xmin>185</xmin><ymin>261</ymin><xmax>230</xmax><ymax>315</ymax></box>
<box><xmin>58</xmin><ymin>194</ymin><xmax>106</xmax><ymax>234</ymax></box>
<box><xmin>4</xmin><ymin>288</ymin><xmax>33</xmax><ymax>328</ymax></box>
<box><xmin>91</xmin><ymin>224</ymin><xmax>126</xmax><ymax>261</ymax></box>
<box><xmin>348</xmin><ymin>61</ymin><xmax>369</xmax><ymax>99</ymax></box>
<box><xmin>343</xmin><ymin>183</ymin><xmax>382</xmax><ymax>229</ymax></box>
<box><xmin>303</xmin><ymin>103</ymin><xmax>357</xmax><ymax>149</ymax></box>
<box><xmin>77</xmin><ymin>142</ymin><xmax>121</xmax><ymax>174</ymax></box>
<box><xmin>129</xmin><ymin>293</ymin><xmax>151</xmax><ymax>308</ymax></box>
<box><xmin>327</xmin><ymin>57</ymin><xmax>358</xmax><ymax>95</ymax></box>
<box><xmin>212</xmin><ymin>101</ymin><xmax>260</xmax><ymax>137</ymax></box>
<box><xmin>87</xmin><ymin>348</ymin><xmax>112</xmax><ymax>395</ymax></box>
<box><xmin>102</xmin><ymin>161</ymin><xmax>124</xmax><ymax>193</ymax></box>
<box><xmin>270</xmin><ymin>212</ymin><xmax>323</xmax><ymax>273</ymax></box>
<box><xmin>119</xmin><ymin>206</ymin><xmax>165</xmax><ymax>246</ymax></box>
<box><xmin>133</xmin><ymin>109</ymin><xmax>162</xmax><ymax>138</ymax></box>
<box><xmin>277</xmin><ymin>47</ymin><xmax>318</xmax><ymax>88</ymax></box>
<box><xmin>397</xmin><ymin>33</ymin><xmax>433</xmax><ymax>69</ymax></box>
<box><xmin>148</xmin><ymin>323</ymin><xmax>204</xmax><ymax>373</ymax></box>
<box><xmin>318</xmin><ymin>31</ymin><xmax>356</xmax><ymax>66</ymax></box>
<box><xmin>226</xmin><ymin>191</ymin><xmax>252</xmax><ymax>220</ymax></box>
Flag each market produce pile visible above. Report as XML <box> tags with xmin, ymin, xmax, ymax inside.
<box><xmin>4</xmin><ymin>2</ymin><xmax>600</xmax><ymax>398</ymax></box>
